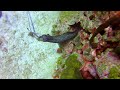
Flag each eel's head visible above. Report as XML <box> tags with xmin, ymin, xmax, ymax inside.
<box><xmin>38</xmin><ymin>34</ymin><xmax>52</xmax><ymax>42</ymax></box>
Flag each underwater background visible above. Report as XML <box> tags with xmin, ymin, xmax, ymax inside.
<box><xmin>0</xmin><ymin>11</ymin><xmax>120</xmax><ymax>79</ymax></box>
<box><xmin>0</xmin><ymin>11</ymin><xmax>61</xmax><ymax>78</ymax></box>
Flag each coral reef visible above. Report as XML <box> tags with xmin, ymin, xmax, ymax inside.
<box><xmin>53</xmin><ymin>53</ymin><xmax>82</xmax><ymax>79</ymax></box>
<box><xmin>1</xmin><ymin>11</ymin><xmax>120</xmax><ymax>79</ymax></box>
<box><xmin>53</xmin><ymin>11</ymin><xmax>120</xmax><ymax>79</ymax></box>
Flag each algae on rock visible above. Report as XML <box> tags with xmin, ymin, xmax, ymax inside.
<box><xmin>108</xmin><ymin>66</ymin><xmax>120</xmax><ymax>79</ymax></box>
<box><xmin>60</xmin><ymin>53</ymin><xmax>83</xmax><ymax>79</ymax></box>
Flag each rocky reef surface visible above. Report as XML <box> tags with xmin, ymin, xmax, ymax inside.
<box><xmin>1</xmin><ymin>11</ymin><xmax>120</xmax><ymax>79</ymax></box>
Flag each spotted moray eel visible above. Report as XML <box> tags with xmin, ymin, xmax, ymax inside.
<box><xmin>37</xmin><ymin>22</ymin><xmax>83</xmax><ymax>43</ymax></box>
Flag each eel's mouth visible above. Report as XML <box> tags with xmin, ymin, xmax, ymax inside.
<box><xmin>28</xmin><ymin>32</ymin><xmax>35</xmax><ymax>37</ymax></box>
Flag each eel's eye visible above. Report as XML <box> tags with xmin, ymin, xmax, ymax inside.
<box><xmin>42</xmin><ymin>35</ymin><xmax>49</xmax><ymax>41</ymax></box>
<box><xmin>38</xmin><ymin>35</ymin><xmax>51</xmax><ymax>42</ymax></box>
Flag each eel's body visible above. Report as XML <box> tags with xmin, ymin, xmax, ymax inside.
<box><xmin>38</xmin><ymin>30</ymin><xmax>79</xmax><ymax>43</ymax></box>
<box><xmin>27</xmin><ymin>13</ymin><xmax>82</xmax><ymax>43</ymax></box>
<box><xmin>37</xmin><ymin>22</ymin><xmax>82</xmax><ymax>43</ymax></box>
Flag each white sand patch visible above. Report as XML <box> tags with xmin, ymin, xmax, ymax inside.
<box><xmin>0</xmin><ymin>11</ymin><xmax>60</xmax><ymax>79</ymax></box>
